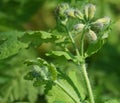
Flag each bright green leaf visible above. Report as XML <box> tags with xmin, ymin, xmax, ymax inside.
<box><xmin>46</xmin><ymin>51</ymin><xmax>73</xmax><ymax>60</ymax></box>
<box><xmin>0</xmin><ymin>31</ymin><xmax>27</xmax><ymax>60</ymax></box>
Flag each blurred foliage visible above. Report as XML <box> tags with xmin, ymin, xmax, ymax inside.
<box><xmin>0</xmin><ymin>0</ymin><xmax>120</xmax><ymax>103</ymax></box>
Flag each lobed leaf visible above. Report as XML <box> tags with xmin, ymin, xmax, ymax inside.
<box><xmin>0</xmin><ymin>31</ymin><xmax>27</xmax><ymax>60</ymax></box>
<box><xmin>46</xmin><ymin>51</ymin><xmax>74</xmax><ymax>61</ymax></box>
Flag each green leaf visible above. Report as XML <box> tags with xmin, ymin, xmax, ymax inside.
<box><xmin>53</xmin><ymin>100</ymin><xmax>66</xmax><ymax>103</ymax></box>
<box><xmin>44</xmin><ymin>81</ymin><xmax>54</xmax><ymax>94</ymax></box>
<box><xmin>85</xmin><ymin>39</ymin><xmax>105</xmax><ymax>58</ymax></box>
<box><xmin>0</xmin><ymin>31</ymin><xmax>27</xmax><ymax>60</ymax></box>
<box><xmin>24</xmin><ymin>71</ymin><xmax>34</xmax><ymax>80</ymax></box>
<box><xmin>24</xmin><ymin>57</ymin><xmax>57</xmax><ymax>96</ymax></box>
<box><xmin>20</xmin><ymin>31</ymin><xmax>57</xmax><ymax>47</ymax></box>
<box><xmin>25</xmin><ymin>58</ymin><xmax>57</xmax><ymax>81</ymax></box>
<box><xmin>47</xmin><ymin>80</ymin><xmax>80</xmax><ymax>103</ymax></box>
<box><xmin>48</xmin><ymin>63</ymin><xmax>58</xmax><ymax>81</ymax></box>
<box><xmin>105</xmin><ymin>99</ymin><xmax>120</xmax><ymax>103</ymax></box>
<box><xmin>47</xmin><ymin>64</ymin><xmax>87</xmax><ymax>103</ymax></box>
<box><xmin>46</xmin><ymin>51</ymin><xmax>74</xmax><ymax>60</ymax></box>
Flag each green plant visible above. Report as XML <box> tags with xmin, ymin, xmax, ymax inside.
<box><xmin>0</xmin><ymin>0</ymin><xmax>120</xmax><ymax>103</ymax></box>
<box><xmin>23</xmin><ymin>3</ymin><xmax>111</xmax><ymax>103</ymax></box>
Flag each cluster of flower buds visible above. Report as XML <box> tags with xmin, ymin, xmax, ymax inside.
<box><xmin>56</xmin><ymin>3</ymin><xmax>110</xmax><ymax>43</ymax></box>
<box><xmin>65</xmin><ymin>8</ymin><xmax>84</xmax><ymax>19</ymax></box>
<box><xmin>56</xmin><ymin>3</ymin><xmax>96</xmax><ymax>21</ymax></box>
<box><xmin>56</xmin><ymin>3</ymin><xmax>84</xmax><ymax>25</ymax></box>
<box><xmin>72</xmin><ymin>4</ymin><xmax>110</xmax><ymax>43</ymax></box>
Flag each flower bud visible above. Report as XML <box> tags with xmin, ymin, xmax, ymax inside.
<box><xmin>56</xmin><ymin>3</ymin><xmax>69</xmax><ymax>17</ymax></box>
<box><xmin>91</xmin><ymin>22</ymin><xmax>104</xmax><ymax>32</ymax></box>
<box><xmin>88</xmin><ymin>4</ymin><xmax>96</xmax><ymax>19</ymax></box>
<box><xmin>93</xmin><ymin>17</ymin><xmax>110</xmax><ymax>25</ymax></box>
<box><xmin>84</xmin><ymin>5</ymin><xmax>89</xmax><ymax>20</ymax></box>
<box><xmin>85</xmin><ymin>30</ymin><xmax>97</xmax><ymax>43</ymax></box>
<box><xmin>65</xmin><ymin>8</ymin><xmax>76</xmax><ymax>18</ymax></box>
<box><xmin>74</xmin><ymin>9</ymin><xmax>84</xmax><ymax>20</ymax></box>
<box><xmin>74</xmin><ymin>24</ymin><xmax>85</xmax><ymax>32</ymax></box>
<box><xmin>84</xmin><ymin>4</ymin><xmax>96</xmax><ymax>20</ymax></box>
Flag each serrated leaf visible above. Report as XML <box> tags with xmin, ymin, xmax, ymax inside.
<box><xmin>85</xmin><ymin>39</ymin><xmax>105</xmax><ymax>58</ymax></box>
<box><xmin>48</xmin><ymin>64</ymin><xmax>57</xmax><ymax>80</ymax></box>
<box><xmin>33</xmin><ymin>80</ymin><xmax>46</xmax><ymax>87</ymax></box>
<box><xmin>44</xmin><ymin>81</ymin><xmax>54</xmax><ymax>94</ymax></box>
<box><xmin>0</xmin><ymin>31</ymin><xmax>27</xmax><ymax>60</ymax></box>
<box><xmin>46</xmin><ymin>51</ymin><xmax>73</xmax><ymax>60</ymax></box>
<box><xmin>20</xmin><ymin>31</ymin><xmax>57</xmax><ymax>47</ymax></box>
<box><xmin>24</xmin><ymin>57</ymin><xmax>58</xmax><ymax>97</ymax></box>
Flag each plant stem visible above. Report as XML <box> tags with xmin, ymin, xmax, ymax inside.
<box><xmin>65</xmin><ymin>26</ymin><xmax>81</xmax><ymax>59</ymax></box>
<box><xmin>80</xmin><ymin>29</ymin><xmax>86</xmax><ymax>58</ymax></box>
<box><xmin>80</xmin><ymin>63</ymin><xmax>95</xmax><ymax>103</ymax></box>
<box><xmin>55</xmin><ymin>81</ymin><xmax>80</xmax><ymax>103</ymax></box>
<box><xmin>65</xmin><ymin>25</ymin><xmax>94</xmax><ymax>103</ymax></box>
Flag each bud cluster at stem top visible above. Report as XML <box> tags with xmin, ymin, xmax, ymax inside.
<box><xmin>56</xmin><ymin>3</ymin><xmax>111</xmax><ymax>43</ymax></box>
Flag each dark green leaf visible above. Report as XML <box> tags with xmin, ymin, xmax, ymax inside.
<box><xmin>24</xmin><ymin>72</ymin><xmax>34</xmax><ymax>80</ymax></box>
<box><xmin>44</xmin><ymin>81</ymin><xmax>54</xmax><ymax>94</ymax></box>
<box><xmin>85</xmin><ymin>39</ymin><xmax>105</xmax><ymax>58</ymax></box>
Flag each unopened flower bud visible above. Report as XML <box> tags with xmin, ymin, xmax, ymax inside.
<box><xmin>84</xmin><ymin>4</ymin><xmax>96</xmax><ymax>20</ymax></box>
<box><xmin>65</xmin><ymin>8</ymin><xmax>75</xmax><ymax>18</ymax></box>
<box><xmin>74</xmin><ymin>9</ymin><xmax>84</xmax><ymax>20</ymax></box>
<box><xmin>74</xmin><ymin>24</ymin><xmax>85</xmax><ymax>32</ymax></box>
<box><xmin>85</xmin><ymin>30</ymin><xmax>97</xmax><ymax>43</ymax></box>
<box><xmin>88</xmin><ymin>4</ymin><xmax>96</xmax><ymax>19</ymax></box>
<box><xmin>84</xmin><ymin>5</ymin><xmax>89</xmax><ymax>20</ymax></box>
<box><xmin>93</xmin><ymin>17</ymin><xmax>110</xmax><ymax>25</ymax></box>
<box><xmin>91</xmin><ymin>22</ymin><xmax>104</xmax><ymax>32</ymax></box>
<box><xmin>56</xmin><ymin>3</ymin><xmax>69</xmax><ymax>17</ymax></box>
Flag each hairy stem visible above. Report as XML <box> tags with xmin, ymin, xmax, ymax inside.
<box><xmin>65</xmin><ymin>25</ymin><xmax>94</xmax><ymax>103</ymax></box>
<box><xmin>80</xmin><ymin>29</ymin><xmax>86</xmax><ymax>58</ymax></box>
<box><xmin>55</xmin><ymin>81</ymin><xmax>81</xmax><ymax>103</ymax></box>
<box><xmin>80</xmin><ymin>63</ymin><xmax>94</xmax><ymax>103</ymax></box>
<box><xmin>65</xmin><ymin>26</ymin><xmax>81</xmax><ymax>60</ymax></box>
